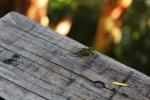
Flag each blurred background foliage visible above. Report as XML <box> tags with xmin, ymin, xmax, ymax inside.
<box><xmin>49</xmin><ymin>0</ymin><xmax>150</xmax><ymax>76</ymax></box>
<box><xmin>111</xmin><ymin>0</ymin><xmax>150</xmax><ymax>75</ymax></box>
<box><xmin>49</xmin><ymin>0</ymin><xmax>103</xmax><ymax>46</ymax></box>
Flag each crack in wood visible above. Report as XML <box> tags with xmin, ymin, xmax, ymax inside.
<box><xmin>121</xmin><ymin>71</ymin><xmax>133</xmax><ymax>83</ymax></box>
<box><xmin>0</xmin><ymin>75</ymin><xmax>49</xmax><ymax>100</ymax></box>
<box><xmin>0</xmin><ymin>46</ymin><xmax>106</xmax><ymax>99</ymax></box>
<box><xmin>93</xmin><ymin>81</ymin><xmax>106</xmax><ymax>88</ymax></box>
<box><xmin>0</xmin><ymin>40</ymin><xmax>114</xmax><ymax>99</ymax></box>
<box><xmin>65</xmin><ymin>78</ymin><xmax>76</xmax><ymax>86</ymax></box>
<box><xmin>108</xmin><ymin>71</ymin><xmax>134</xmax><ymax>100</ymax></box>
<box><xmin>119</xmin><ymin>93</ymin><xmax>129</xmax><ymax>98</ymax></box>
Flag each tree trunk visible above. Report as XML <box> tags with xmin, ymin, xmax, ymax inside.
<box><xmin>95</xmin><ymin>0</ymin><xmax>132</xmax><ymax>53</ymax></box>
<box><xmin>0</xmin><ymin>0</ymin><xmax>49</xmax><ymax>26</ymax></box>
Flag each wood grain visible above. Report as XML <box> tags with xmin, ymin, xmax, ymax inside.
<box><xmin>0</xmin><ymin>12</ymin><xmax>149</xmax><ymax>100</ymax></box>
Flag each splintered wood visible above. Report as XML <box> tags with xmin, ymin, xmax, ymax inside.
<box><xmin>0</xmin><ymin>12</ymin><xmax>149</xmax><ymax>100</ymax></box>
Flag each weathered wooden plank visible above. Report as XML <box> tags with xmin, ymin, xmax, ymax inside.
<box><xmin>0</xmin><ymin>12</ymin><xmax>140</xmax><ymax>85</ymax></box>
<box><xmin>0</xmin><ymin>76</ymin><xmax>46</xmax><ymax>100</ymax></box>
<box><xmin>0</xmin><ymin>44</ymin><xmax>110</xmax><ymax>100</ymax></box>
<box><xmin>0</xmin><ymin>61</ymin><xmax>79</xmax><ymax>100</ymax></box>
<box><xmin>0</xmin><ymin>20</ymin><xmax>126</xmax><ymax>87</ymax></box>
<box><xmin>0</xmin><ymin>47</ymin><xmax>83</xmax><ymax>100</ymax></box>
<box><xmin>0</xmin><ymin>12</ymin><xmax>35</xmax><ymax>31</ymax></box>
<box><xmin>1</xmin><ymin>12</ymin><xmax>84</xmax><ymax>50</ymax></box>
<box><xmin>118</xmin><ymin>73</ymin><xmax>150</xmax><ymax>100</ymax></box>
<box><xmin>0</xmin><ymin>22</ymin><xmax>124</xmax><ymax>99</ymax></box>
<box><xmin>0</xmin><ymin>12</ymin><xmax>150</xmax><ymax>100</ymax></box>
<box><xmin>112</xmin><ymin>94</ymin><xmax>131</xmax><ymax>100</ymax></box>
